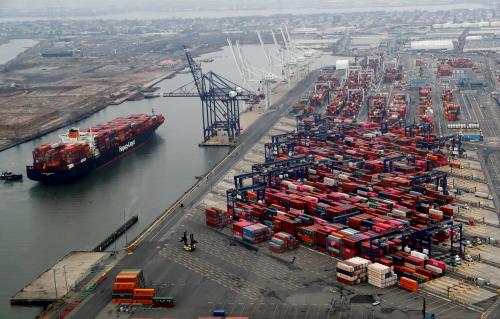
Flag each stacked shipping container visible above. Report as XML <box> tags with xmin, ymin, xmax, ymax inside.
<box><xmin>368</xmin><ymin>263</ymin><xmax>398</xmax><ymax>288</ymax></box>
<box><xmin>419</xmin><ymin>87</ymin><xmax>435</xmax><ymax>133</ymax></box>
<box><xmin>31</xmin><ymin>114</ymin><xmax>165</xmax><ymax>171</ymax></box>
<box><xmin>112</xmin><ymin>269</ymin><xmax>145</xmax><ymax>304</ymax></box>
<box><xmin>442</xmin><ymin>90</ymin><xmax>460</xmax><ymax>121</ymax></box>
<box><xmin>336</xmin><ymin>257</ymin><xmax>371</xmax><ymax>285</ymax></box>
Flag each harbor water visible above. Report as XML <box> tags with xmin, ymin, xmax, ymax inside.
<box><xmin>0</xmin><ymin>39</ymin><xmax>39</xmax><ymax>65</ymax></box>
<box><xmin>0</xmin><ymin>44</ymin><xmax>343</xmax><ymax>318</ymax></box>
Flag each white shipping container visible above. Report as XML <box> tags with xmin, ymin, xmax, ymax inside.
<box><xmin>324</xmin><ymin>177</ymin><xmax>337</xmax><ymax>186</ymax></box>
<box><xmin>339</xmin><ymin>174</ymin><xmax>350</xmax><ymax>180</ymax></box>
<box><xmin>475</xmin><ymin>192</ymin><xmax>491</xmax><ymax>199</ymax></box>
<box><xmin>411</xmin><ymin>250</ymin><xmax>429</xmax><ymax>260</ymax></box>
<box><xmin>429</xmin><ymin>209</ymin><xmax>443</xmax><ymax>215</ymax></box>
<box><xmin>425</xmin><ymin>264</ymin><xmax>443</xmax><ymax>274</ymax></box>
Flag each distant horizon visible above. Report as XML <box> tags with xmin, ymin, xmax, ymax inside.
<box><xmin>0</xmin><ymin>0</ymin><xmax>492</xmax><ymax>22</ymax></box>
<box><xmin>0</xmin><ymin>0</ymin><xmax>492</xmax><ymax>17</ymax></box>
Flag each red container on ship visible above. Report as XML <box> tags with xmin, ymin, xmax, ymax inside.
<box><xmin>27</xmin><ymin>113</ymin><xmax>165</xmax><ymax>183</ymax></box>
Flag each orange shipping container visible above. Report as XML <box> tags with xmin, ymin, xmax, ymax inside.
<box><xmin>113</xmin><ymin>282</ymin><xmax>136</xmax><ymax>290</ymax></box>
<box><xmin>133</xmin><ymin>288</ymin><xmax>155</xmax><ymax>296</ymax></box>
<box><xmin>115</xmin><ymin>274</ymin><xmax>139</xmax><ymax>282</ymax></box>
<box><xmin>400</xmin><ymin>277</ymin><xmax>418</xmax><ymax>292</ymax></box>
<box><xmin>426</xmin><ymin>154</ymin><xmax>438</xmax><ymax>161</ymax></box>
<box><xmin>449</xmin><ymin>162</ymin><xmax>461</xmax><ymax>168</ymax></box>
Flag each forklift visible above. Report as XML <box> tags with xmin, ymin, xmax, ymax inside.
<box><xmin>180</xmin><ymin>231</ymin><xmax>197</xmax><ymax>252</ymax></box>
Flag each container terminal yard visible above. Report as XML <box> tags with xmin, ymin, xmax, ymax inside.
<box><xmin>9</xmin><ymin>35</ymin><xmax>499</xmax><ymax>319</ymax></box>
<box><xmin>3</xmin><ymin>4</ymin><xmax>500</xmax><ymax>319</ymax></box>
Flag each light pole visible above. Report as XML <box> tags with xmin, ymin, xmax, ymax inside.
<box><xmin>124</xmin><ymin>210</ymin><xmax>128</xmax><ymax>246</ymax></box>
<box><xmin>52</xmin><ymin>269</ymin><xmax>58</xmax><ymax>299</ymax></box>
<box><xmin>63</xmin><ymin>265</ymin><xmax>69</xmax><ymax>294</ymax></box>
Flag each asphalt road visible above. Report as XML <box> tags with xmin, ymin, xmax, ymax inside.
<box><xmin>69</xmin><ymin>70</ymin><xmax>321</xmax><ymax>319</ymax></box>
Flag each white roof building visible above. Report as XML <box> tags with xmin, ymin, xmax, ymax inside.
<box><xmin>408</xmin><ymin>39</ymin><xmax>454</xmax><ymax>51</ymax></box>
<box><xmin>336</xmin><ymin>59</ymin><xmax>349</xmax><ymax>70</ymax></box>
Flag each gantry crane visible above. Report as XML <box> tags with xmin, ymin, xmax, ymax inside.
<box><xmin>163</xmin><ymin>46</ymin><xmax>262</xmax><ymax>144</ymax></box>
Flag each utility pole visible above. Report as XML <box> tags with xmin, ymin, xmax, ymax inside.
<box><xmin>52</xmin><ymin>269</ymin><xmax>58</xmax><ymax>299</ymax></box>
<box><xmin>422</xmin><ymin>297</ymin><xmax>426</xmax><ymax>319</ymax></box>
<box><xmin>124</xmin><ymin>210</ymin><xmax>128</xmax><ymax>246</ymax></box>
<box><xmin>63</xmin><ymin>265</ymin><xmax>69</xmax><ymax>294</ymax></box>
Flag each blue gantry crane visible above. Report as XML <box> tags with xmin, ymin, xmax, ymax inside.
<box><xmin>383</xmin><ymin>154</ymin><xmax>415</xmax><ymax>173</ymax></box>
<box><xmin>163</xmin><ymin>46</ymin><xmax>262</xmax><ymax>144</ymax></box>
<box><xmin>364</xmin><ymin>220</ymin><xmax>462</xmax><ymax>261</ymax></box>
<box><xmin>410</xmin><ymin>171</ymin><xmax>448</xmax><ymax>195</ymax></box>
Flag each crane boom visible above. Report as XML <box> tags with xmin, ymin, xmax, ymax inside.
<box><xmin>183</xmin><ymin>46</ymin><xmax>205</xmax><ymax>97</ymax></box>
<box><xmin>256</xmin><ymin>30</ymin><xmax>272</xmax><ymax>72</ymax></box>
<box><xmin>227</xmin><ymin>38</ymin><xmax>245</xmax><ymax>84</ymax></box>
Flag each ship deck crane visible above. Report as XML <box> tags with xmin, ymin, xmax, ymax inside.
<box><xmin>163</xmin><ymin>46</ymin><xmax>261</xmax><ymax>144</ymax></box>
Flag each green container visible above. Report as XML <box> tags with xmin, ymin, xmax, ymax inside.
<box><xmin>299</xmin><ymin>227</ymin><xmax>315</xmax><ymax>235</ymax></box>
<box><xmin>301</xmin><ymin>241</ymin><xmax>315</xmax><ymax>247</ymax></box>
<box><xmin>153</xmin><ymin>296</ymin><xmax>175</xmax><ymax>303</ymax></box>
<box><xmin>410</xmin><ymin>274</ymin><xmax>427</xmax><ymax>283</ymax></box>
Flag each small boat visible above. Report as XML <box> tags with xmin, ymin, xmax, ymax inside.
<box><xmin>1</xmin><ymin>171</ymin><xmax>23</xmax><ymax>181</ymax></box>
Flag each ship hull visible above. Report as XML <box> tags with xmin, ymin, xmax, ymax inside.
<box><xmin>27</xmin><ymin>123</ymin><xmax>161</xmax><ymax>184</ymax></box>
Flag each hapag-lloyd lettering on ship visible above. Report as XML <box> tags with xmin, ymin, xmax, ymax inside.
<box><xmin>119</xmin><ymin>140</ymin><xmax>136</xmax><ymax>152</ymax></box>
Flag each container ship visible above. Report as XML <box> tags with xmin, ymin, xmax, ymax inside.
<box><xmin>26</xmin><ymin>113</ymin><xmax>165</xmax><ymax>184</ymax></box>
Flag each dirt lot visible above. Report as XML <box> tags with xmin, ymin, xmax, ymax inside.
<box><xmin>0</xmin><ymin>36</ymin><xmax>176</xmax><ymax>150</ymax></box>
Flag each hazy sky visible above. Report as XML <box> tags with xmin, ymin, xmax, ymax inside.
<box><xmin>0</xmin><ymin>0</ymin><xmax>476</xmax><ymax>9</ymax></box>
<box><xmin>0</xmin><ymin>0</ymin><xmax>491</xmax><ymax>17</ymax></box>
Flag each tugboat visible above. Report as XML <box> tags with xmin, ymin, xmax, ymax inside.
<box><xmin>0</xmin><ymin>171</ymin><xmax>23</xmax><ymax>181</ymax></box>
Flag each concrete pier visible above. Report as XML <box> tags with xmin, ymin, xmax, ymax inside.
<box><xmin>11</xmin><ymin>251</ymin><xmax>109</xmax><ymax>305</ymax></box>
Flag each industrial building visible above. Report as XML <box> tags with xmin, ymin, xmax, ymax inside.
<box><xmin>407</xmin><ymin>39</ymin><xmax>455</xmax><ymax>51</ymax></box>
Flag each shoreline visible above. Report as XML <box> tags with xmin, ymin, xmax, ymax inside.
<box><xmin>0</xmin><ymin>44</ymin><xmax>223</xmax><ymax>153</ymax></box>
<box><xmin>0</xmin><ymin>70</ymin><xmax>176</xmax><ymax>153</ymax></box>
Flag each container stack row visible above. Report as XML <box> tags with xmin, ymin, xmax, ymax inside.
<box><xmin>111</xmin><ymin>269</ymin><xmax>174</xmax><ymax>307</ymax></box>
<box><xmin>269</xmin><ymin>232</ymin><xmax>299</xmax><ymax>253</ymax></box>
<box><xmin>418</xmin><ymin>87</ymin><xmax>435</xmax><ymax>133</ymax></box>
<box><xmin>367</xmin><ymin>96</ymin><xmax>386</xmax><ymax>124</ymax></box>
<box><xmin>442</xmin><ymin>90</ymin><xmax>460</xmax><ymax>122</ymax></box>
<box><xmin>437</xmin><ymin>58</ymin><xmax>474</xmax><ymax>78</ymax></box>
<box><xmin>383</xmin><ymin>65</ymin><xmax>403</xmax><ymax>84</ymax></box>
<box><xmin>293</xmin><ymin>69</ymin><xmax>340</xmax><ymax>115</ymax></box>
<box><xmin>89</xmin><ymin>113</ymin><xmax>165</xmax><ymax>152</ymax></box>
<box><xmin>387</xmin><ymin>93</ymin><xmax>408</xmax><ymax>123</ymax></box>
<box><xmin>112</xmin><ymin>269</ymin><xmax>145</xmax><ymax>304</ymax></box>
<box><xmin>336</xmin><ymin>257</ymin><xmax>371</xmax><ymax>285</ymax></box>
<box><xmin>368</xmin><ymin>263</ymin><xmax>398</xmax><ymax>288</ymax></box>
<box><xmin>224</xmin><ymin>117</ymin><xmax>457</xmax><ymax>289</ymax></box>
<box><xmin>205</xmin><ymin>207</ymin><xmax>231</xmax><ymax>228</ymax></box>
